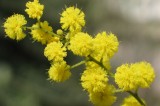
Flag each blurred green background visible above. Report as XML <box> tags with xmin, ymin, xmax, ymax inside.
<box><xmin>0</xmin><ymin>0</ymin><xmax>160</xmax><ymax>106</ymax></box>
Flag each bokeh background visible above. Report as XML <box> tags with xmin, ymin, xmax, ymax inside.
<box><xmin>0</xmin><ymin>0</ymin><xmax>160</xmax><ymax>106</ymax></box>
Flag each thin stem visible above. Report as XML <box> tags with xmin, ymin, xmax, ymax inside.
<box><xmin>115</xmin><ymin>89</ymin><xmax>124</xmax><ymax>93</ymax></box>
<box><xmin>127</xmin><ymin>91</ymin><xmax>146</xmax><ymax>106</ymax></box>
<box><xmin>23</xmin><ymin>26</ymin><xmax>35</xmax><ymax>30</ymax></box>
<box><xmin>88</xmin><ymin>55</ymin><xmax>114</xmax><ymax>77</ymax></box>
<box><xmin>71</xmin><ymin>60</ymin><xmax>86</xmax><ymax>69</ymax></box>
<box><xmin>37</xmin><ymin>19</ymin><xmax>41</xmax><ymax>28</ymax></box>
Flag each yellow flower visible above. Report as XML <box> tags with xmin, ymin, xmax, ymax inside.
<box><xmin>44</xmin><ymin>41</ymin><xmax>67</xmax><ymax>62</ymax></box>
<box><xmin>89</xmin><ymin>85</ymin><xmax>116</xmax><ymax>106</ymax></box>
<box><xmin>48</xmin><ymin>61</ymin><xmax>71</xmax><ymax>82</ymax></box>
<box><xmin>31</xmin><ymin>21</ymin><xmax>59</xmax><ymax>44</ymax></box>
<box><xmin>60</xmin><ymin>6</ymin><xmax>85</xmax><ymax>32</ymax></box>
<box><xmin>69</xmin><ymin>32</ymin><xmax>93</xmax><ymax>57</ymax></box>
<box><xmin>3</xmin><ymin>14</ymin><xmax>27</xmax><ymax>41</ymax></box>
<box><xmin>115</xmin><ymin>61</ymin><xmax>155</xmax><ymax>91</ymax></box>
<box><xmin>92</xmin><ymin>31</ymin><xmax>119</xmax><ymax>59</ymax></box>
<box><xmin>121</xmin><ymin>96</ymin><xmax>144</xmax><ymax>106</ymax></box>
<box><xmin>81</xmin><ymin>67</ymin><xmax>108</xmax><ymax>93</ymax></box>
<box><xmin>133</xmin><ymin>62</ymin><xmax>155</xmax><ymax>88</ymax></box>
<box><xmin>25</xmin><ymin>0</ymin><xmax>44</xmax><ymax>19</ymax></box>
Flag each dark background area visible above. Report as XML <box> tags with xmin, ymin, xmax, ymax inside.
<box><xmin>0</xmin><ymin>0</ymin><xmax>160</xmax><ymax>106</ymax></box>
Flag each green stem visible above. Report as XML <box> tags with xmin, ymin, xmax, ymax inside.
<box><xmin>71</xmin><ymin>60</ymin><xmax>86</xmax><ymax>69</ymax></box>
<box><xmin>23</xmin><ymin>26</ymin><xmax>34</xmax><ymax>30</ymax></box>
<box><xmin>88</xmin><ymin>55</ymin><xmax>114</xmax><ymax>77</ymax></box>
<box><xmin>115</xmin><ymin>89</ymin><xmax>124</xmax><ymax>93</ymax></box>
<box><xmin>127</xmin><ymin>91</ymin><xmax>145</xmax><ymax>106</ymax></box>
<box><xmin>37</xmin><ymin>19</ymin><xmax>41</xmax><ymax>28</ymax></box>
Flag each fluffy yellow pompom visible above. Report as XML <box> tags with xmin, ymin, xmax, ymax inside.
<box><xmin>133</xmin><ymin>62</ymin><xmax>155</xmax><ymax>88</ymax></box>
<box><xmin>25</xmin><ymin>0</ymin><xmax>44</xmax><ymax>19</ymax></box>
<box><xmin>48</xmin><ymin>61</ymin><xmax>71</xmax><ymax>82</ymax></box>
<box><xmin>81</xmin><ymin>67</ymin><xmax>108</xmax><ymax>93</ymax></box>
<box><xmin>3</xmin><ymin>14</ymin><xmax>27</xmax><ymax>41</ymax></box>
<box><xmin>92</xmin><ymin>31</ymin><xmax>119</xmax><ymax>59</ymax></box>
<box><xmin>115</xmin><ymin>61</ymin><xmax>155</xmax><ymax>91</ymax></box>
<box><xmin>69</xmin><ymin>32</ymin><xmax>93</xmax><ymax>57</ymax></box>
<box><xmin>44</xmin><ymin>41</ymin><xmax>67</xmax><ymax>62</ymax></box>
<box><xmin>89</xmin><ymin>85</ymin><xmax>116</xmax><ymax>106</ymax></box>
<box><xmin>121</xmin><ymin>96</ymin><xmax>145</xmax><ymax>106</ymax></box>
<box><xmin>60</xmin><ymin>6</ymin><xmax>85</xmax><ymax>32</ymax></box>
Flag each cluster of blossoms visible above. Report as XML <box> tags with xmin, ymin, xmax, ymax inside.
<box><xmin>3</xmin><ymin>0</ymin><xmax>155</xmax><ymax>106</ymax></box>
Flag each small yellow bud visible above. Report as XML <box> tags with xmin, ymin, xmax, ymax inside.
<box><xmin>56</xmin><ymin>29</ymin><xmax>63</xmax><ymax>35</ymax></box>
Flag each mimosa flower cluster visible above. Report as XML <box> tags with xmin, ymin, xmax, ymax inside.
<box><xmin>3</xmin><ymin>0</ymin><xmax>155</xmax><ymax>106</ymax></box>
